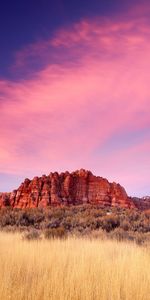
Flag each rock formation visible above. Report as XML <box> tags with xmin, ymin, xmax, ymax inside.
<box><xmin>0</xmin><ymin>169</ymin><xmax>136</xmax><ymax>209</ymax></box>
<box><xmin>131</xmin><ymin>196</ymin><xmax>150</xmax><ymax>210</ymax></box>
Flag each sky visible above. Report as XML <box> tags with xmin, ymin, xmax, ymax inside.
<box><xmin>0</xmin><ymin>0</ymin><xmax>150</xmax><ymax>196</ymax></box>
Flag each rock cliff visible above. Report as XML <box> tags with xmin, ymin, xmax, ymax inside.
<box><xmin>0</xmin><ymin>169</ymin><xmax>135</xmax><ymax>209</ymax></box>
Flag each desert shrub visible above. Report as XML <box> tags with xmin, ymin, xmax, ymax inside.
<box><xmin>23</xmin><ymin>229</ymin><xmax>41</xmax><ymax>240</ymax></box>
<box><xmin>100</xmin><ymin>215</ymin><xmax>120</xmax><ymax>232</ymax></box>
<box><xmin>109</xmin><ymin>228</ymin><xmax>134</xmax><ymax>242</ymax></box>
<box><xmin>62</xmin><ymin>216</ymin><xmax>72</xmax><ymax>230</ymax></box>
<box><xmin>45</xmin><ymin>217</ymin><xmax>61</xmax><ymax>229</ymax></box>
<box><xmin>75</xmin><ymin>216</ymin><xmax>94</xmax><ymax>230</ymax></box>
<box><xmin>0</xmin><ymin>205</ymin><xmax>149</xmax><ymax>241</ymax></box>
<box><xmin>0</xmin><ymin>214</ymin><xmax>13</xmax><ymax>227</ymax></box>
<box><xmin>51</xmin><ymin>208</ymin><xmax>65</xmax><ymax>219</ymax></box>
<box><xmin>140</xmin><ymin>219</ymin><xmax>150</xmax><ymax>232</ymax></box>
<box><xmin>89</xmin><ymin>229</ymin><xmax>107</xmax><ymax>240</ymax></box>
<box><xmin>17</xmin><ymin>212</ymin><xmax>32</xmax><ymax>227</ymax></box>
<box><xmin>44</xmin><ymin>226</ymin><xmax>67</xmax><ymax>239</ymax></box>
<box><xmin>134</xmin><ymin>233</ymin><xmax>145</xmax><ymax>245</ymax></box>
<box><xmin>120</xmin><ymin>219</ymin><xmax>130</xmax><ymax>231</ymax></box>
<box><xmin>93</xmin><ymin>208</ymin><xmax>105</xmax><ymax>218</ymax></box>
<box><xmin>128</xmin><ymin>211</ymin><xmax>140</xmax><ymax>222</ymax></box>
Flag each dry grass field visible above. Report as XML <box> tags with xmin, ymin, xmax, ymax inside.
<box><xmin>0</xmin><ymin>232</ymin><xmax>149</xmax><ymax>300</ymax></box>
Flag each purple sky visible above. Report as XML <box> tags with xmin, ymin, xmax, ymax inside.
<box><xmin>0</xmin><ymin>0</ymin><xmax>150</xmax><ymax>196</ymax></box>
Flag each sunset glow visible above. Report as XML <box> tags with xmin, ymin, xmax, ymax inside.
<box><xmin>0</xmin><ymin>0</ymin><xmax>150</xmax><ymax>196</ymax></box>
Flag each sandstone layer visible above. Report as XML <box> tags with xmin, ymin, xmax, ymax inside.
<box><xmin>0</xmin><ymin>169</ymin><xmax>136</xmax><ymax>209</ymax></box>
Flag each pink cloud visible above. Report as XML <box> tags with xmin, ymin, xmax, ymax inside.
<box><xmin>0</xmin><ymin>12</ymin><xmax>150</xmax><ymax>195</ymax></box>
<box><xmin>98</xmin><ymin>140</ymin><xmax>150</xmax><ymax>196</ymax></box>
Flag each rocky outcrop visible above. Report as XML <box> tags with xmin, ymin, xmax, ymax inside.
<box><xmin>131</xmin><ymin>196</ymin><xmax>150</xmax><ymax>210</ymax></box>
<box><xmin>0</xmin><ymin>169</ymin><xmax>135</xmax><ymax>209</ymax></box>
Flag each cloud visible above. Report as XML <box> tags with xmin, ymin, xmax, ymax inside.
<box><xmin>0</xmin><ymin>9</ymin><xmax>150</xmax><ymax>195</ymax></box>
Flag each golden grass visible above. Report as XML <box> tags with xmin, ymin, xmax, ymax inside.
<box><xmin>0</xmin><ymin>232</ymin><xmax>149</xmax><ymax>300</ymax></box>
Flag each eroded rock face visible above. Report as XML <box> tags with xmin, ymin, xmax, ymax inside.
<box><xmin>0</xmin><ymin>169</ymin><xmax>135</xmax><ymax>209</ymax></box>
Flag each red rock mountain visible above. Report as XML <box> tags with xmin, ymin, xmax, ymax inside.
<box><xmin>0</xmin><ymin>169</ymin><xmax>136</xmax><ymax>209</ymax></box>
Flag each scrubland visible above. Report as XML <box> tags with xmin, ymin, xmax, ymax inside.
<box><xmin>0</xmin><ymin>232</ymin><xmax>150</xmax><ymax>300</ymax></box>
<box><xmin>0</xmin><ymin>205</ymin><xmax>150</xmax><ymax>244</ymax></box>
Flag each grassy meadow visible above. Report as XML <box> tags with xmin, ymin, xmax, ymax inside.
<box><xmin>0</xmin><ymin>232</ymin><xmax>149</xmax><ymax>300</ymax></box>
